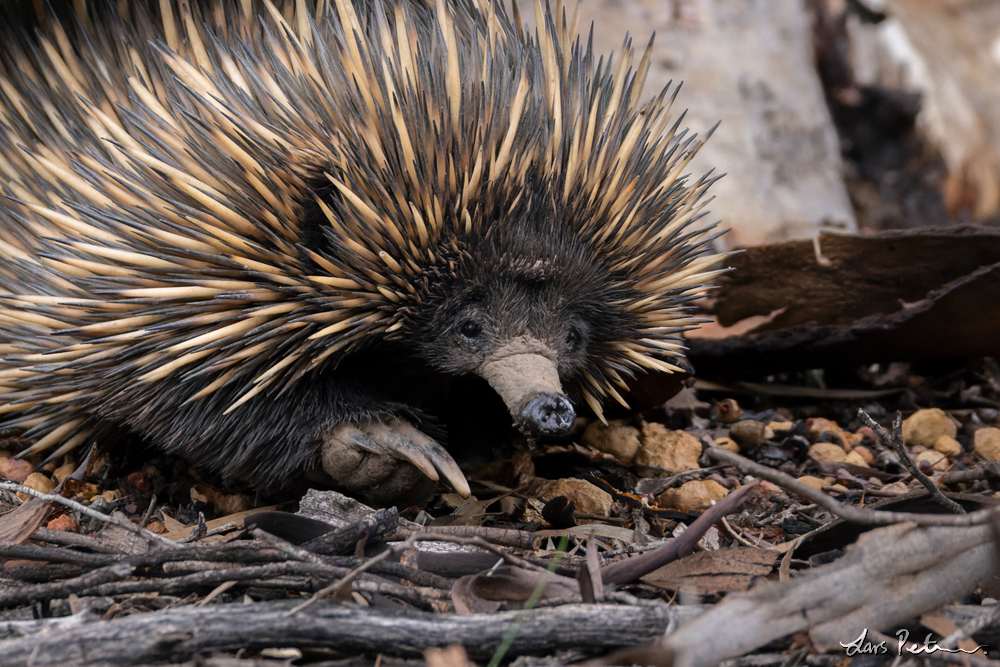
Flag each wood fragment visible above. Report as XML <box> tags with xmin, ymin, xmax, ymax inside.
<box><xmin>0</xmin><ymin>601</ymin><xmax>698</xmax><ymax>666</ymax></box>
<box><xmin>592</xmin><ymin>521</ymin><xmax>999</xmax><ymax>667</ymax></box>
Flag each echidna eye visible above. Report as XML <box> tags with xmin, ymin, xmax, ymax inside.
<box><xmin>565</xmin><ymin>329</ymin><xmax>580</xmax><ymax>351</ymax></box>
<box><xmin>460</xmin><ymin>321</ymin><xmax>482</xmax><ymax>341</ymax></box>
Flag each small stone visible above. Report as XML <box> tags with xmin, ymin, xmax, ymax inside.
<box><xmin>728</xmin><ymin>420</ymin><xmax>767</xmax><ymax>451</ymax></box>
<box><xmin>844</xmin><ymin>450</ymin><xmax>869</xmax><ymax>468</ymax></box>
<box><xmin>856</xmin><ymin>426</ymin><xmax>876</xmax><ymax>445</ymax></box>
<box><xmin>902</xmin><ymin>408</ymin><xmax>957</xmax><ymax>448</ymax></box>
<box><xmin>0</xmin><ymin>458</ymin><xmax>32</xmax><ymax>483</ymax></box>
<box><xmin>580</xmin><ymin>419</ymin><xmax>641</xmax><ymax>461</ymax></box>
<box><xmin>714</xmin><ymin>437</ymin><xmax>739</xmax><ymax>453</ymax></box>
<box><xmin>757</xmin><ymin>480</ymin><xmax>785</xmax><ymax>497</ymax></box>
<box><xmin>807</xmin><ymin>418</ymin><xmax>842</xmax><ymax>439</ymax></box>
<box><xmin>840</xmin><ymin>431</ymin><xmax>864</xmax><ymax>448</ymax></box>
<box><xmin>18</xmin><ymin>472</ymin><xmax>54</xmax><ymax>498</ymax></box>
<box><xmin>714</xmin><ymin>398</ymin><xmax>742</xmax><ymax>424</ymax></box>
<box><xmin>53</xmin><ymin>463</ymin><xmax>76</xmax><ymax>484</ymax></box>
<box><xmin>529</xmin><ymin>478</ymin><xmax>612</xmax><ymax>516</ymax></box>
<box><xmin>809</xmin><ymin>442</ymin><xmax>847</xmax><ymax>463</ymax></box>
<box><xmin>796</xmin><ymin>475</ymin><xmax>827</xmax><ymax>491</ymax></box>
<box><xmin>658</xmin><ymin>480</ymin><xmax>728</xmax><ymax>512</ymax></box>
<box><xmin>633</xmin><ymin>423</ymin><xmax>702</xmax><ymax>471</ymax></box>
<box><xmin>914</xmin><ymin>449</ymin><xmax>948</xmax><ymax>472</ymax></box>
<box><xmin>932</xmin><ymin>435</ymin><xmax>962</xmax><ymax>457</ymax></box>
<box><xmin>974</xmin><ymin>427</ymin><xmax>1000</xmax><ymax>461</ymax></box>
<box><xmin>46</xmin><ymin>515</ymin><xmax>79</xmax><ymax>533</ymax></box>
<box><xmin>852</xmin><ymin>446</ymin><xmax>875</xmax><ymax>465</ymax></box>
<box><xmin>767</xmin><ymin>420</ymin><xmax>794</xmax><ymax>434</ymax></box>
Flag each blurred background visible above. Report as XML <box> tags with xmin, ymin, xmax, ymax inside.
<box><xmin>532</xmin><ymin>0</ymin><xmax>1000</xmax><ymax>249</ymax></box>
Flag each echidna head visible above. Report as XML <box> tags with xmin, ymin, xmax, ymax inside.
<box><xmin>405</xmin><ymin>193</ymin><xmax>634</xmax><ymax>437</ymax></box>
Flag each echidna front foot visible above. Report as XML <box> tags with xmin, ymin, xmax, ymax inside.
<box><xmin>320</xmin><ymin>417</ymin><xmax>469</xmax><ymax>507</ymax></box>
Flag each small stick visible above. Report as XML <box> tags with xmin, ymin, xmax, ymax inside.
<box><xmin>857</xmin><ymin>409</ymin><xmax>964</xmax><ymax>515</ymax></box>
<box><xmin>0</xmin><ymin>482</ymin><xmax>180</xmax><ymax>549</ymax></box>
<box><xmin>31</xmin><ymin>527</ymin><xmax>122</xmax><ymax>553</ymax></box>
<box><xmin>706</xmin><ymin>447</ymin><xmax>998</xmax><ymax>527</ymax></box>
<box><xmin>719</xmin><ymin>516</ymin><xmax>767</xmax><ymax>548</ymax></box>
<box><xmin>0</xmin><ymin>562</ymin><xmax>135</xmax><ymax>608</ymax></box>
<box><xmin>943</xmin><ymin>461</ymin><xmax>1000</xmax><ymax>484</ymax></box>
<box><xmin>406</xmin><ymin>532</ymin><xmax>550</xmax><ymax>573</ymax></box>
<box><xmin>285</xmin><ymin>535</ymin><xmax>419</xmax><ymax>616</ymax></box>
<box><xmin>250</xmin><ymin>528</ymin><xmax>323</xmax><ymax>564</ymax></box>
<box><xmin>139</xmin><ymin>492</ymin><xmax>157</xmax><ymax>529</ymax></box>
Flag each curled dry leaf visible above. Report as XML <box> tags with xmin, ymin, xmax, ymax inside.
<box><xmin>0</xmin><ymin>497</ymin><xmax>52</xmax><ymax>545</ymax></box>
<box><xmin>451</xmin><ymin>565</ymin><xmax>580</xmax><ymax>615</ymax></box>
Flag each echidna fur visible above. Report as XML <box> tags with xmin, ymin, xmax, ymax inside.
<box><xmin>0</xmin><ymin>0</ymin><xmax>723</xmax><ymax>491</ymax></box>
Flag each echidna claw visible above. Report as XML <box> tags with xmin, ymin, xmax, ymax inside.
<box><xmin>323</xmin><ymin>418</ymin><xmax>470</xmax><ymax>499</ymax></box>
<box><xmin>347</xmin><ymin>432</ymin><xmax>386</xmax><ymax>455</ymax></box>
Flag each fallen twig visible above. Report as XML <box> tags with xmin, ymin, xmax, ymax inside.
<box><xmin>599</xmin><ymin>481</ymin><xmax>758</xmax><ymax>586</ymax></box>
<box><xmin>857</xmin><ymin>409</ymin><xmax>964</xmax><ymax>514</ymax></box>
<box><xmin>287</xmin><ymin>534</ymin><xmax>420</xmax><ymax>615</ymax></box>
<box><xmin>707</xmin><ymin>447</ymin><xmax>999</xmax><ymax>526</ymax></box>
<box><xmin>0</xmin><ymin>482</ymin><xmax>179</xmax><ymax>549</ymax></box>
<box><xmin>0</xmin><ymin>600</ymin><xmax>699</xmax><ymax>666</ymax></box>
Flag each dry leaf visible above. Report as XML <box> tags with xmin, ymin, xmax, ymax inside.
<box><xmin>641</xmin><ymin>547</ymin><xmax>779</xmax><ymax>594</ymax></box>
<box><xmin>0</xmin><ymin>498</ymin><xmax>52</xmax><ymax>545</ymax></box>
<box><xmin>160</xmin><ymin>505</ymin><xmax>277</xmax><ymax>542</ymax></box>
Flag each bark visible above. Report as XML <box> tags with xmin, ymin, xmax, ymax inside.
<box><xmin>0</xmin><ymin>601</ymin><xmax>699</xmax><ymax>666</ymax></box>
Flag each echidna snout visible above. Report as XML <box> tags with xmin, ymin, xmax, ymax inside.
<box><xmin>520</xmin><ymin>394</ymin><xmax>575</xmax><ymax>436</ymax></box>
<box><xmin>474</xmin><ymin>336</ymin><xmax>574</xmax><ymax>436</ymax></box>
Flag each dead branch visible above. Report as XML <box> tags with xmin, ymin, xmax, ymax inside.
<box><xmin>0</xmin><ymin>600</ymin><xmax>700</xmax><ymax>666</ymax></box>
<box><xmin>857</xmin><ymin>409</ymin><xmax>964</xmax><ymax>514</ymax></box>
<box><xmin>648</xmin><ymin>521</ymin><xmax>999</xmax><ymax>666</ymax></box>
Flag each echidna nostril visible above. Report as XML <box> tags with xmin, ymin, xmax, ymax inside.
<box><xmin>520</xmin><ymin>393</ymin><xmax>575</xmax><ymax>436</ymax></box>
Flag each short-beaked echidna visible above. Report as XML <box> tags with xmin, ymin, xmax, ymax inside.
<box><xmin>0</xmin><ymin>0</ymin><xmax>722</xmax><ymax>503</ymax></box>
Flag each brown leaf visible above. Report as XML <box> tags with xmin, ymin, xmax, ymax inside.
<box><xmin>641</xmin><ymin>547</ymin><xmax>780</xmax><ymax>594</ymax></box>
<box><xmin>451</xmin><ymin>564</ymin><xmax>582</xmax><ymax>613</ymax></box>
<box><xmin>0</xmin><ymin>498</ymin><xmax>52</xmax><ymax>545</ymax></box>
<box><xmin>469</xmin><ymin>565</ymin><xmax>579</xmax><ymax>602</ymax></box>
<box><xmin>160</xmin><ymin>505</ymin><xmax>277</xmax><ymax>542</ymax></box>
<box><xmin>450</xmin><ymin>575</ymin><xmax>503</xmax><ymax>615</ymax></box>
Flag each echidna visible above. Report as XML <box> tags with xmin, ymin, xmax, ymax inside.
<box><xmin>0</xmin><ymin>0</ymin><xmax>722</xmax><ymax>504</ymax></box>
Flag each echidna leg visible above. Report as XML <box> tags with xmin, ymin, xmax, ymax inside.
<box><xmin>321</xmin><ymin>416</ymin><xmax>470</xmax><ymax>506</ymax></box>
